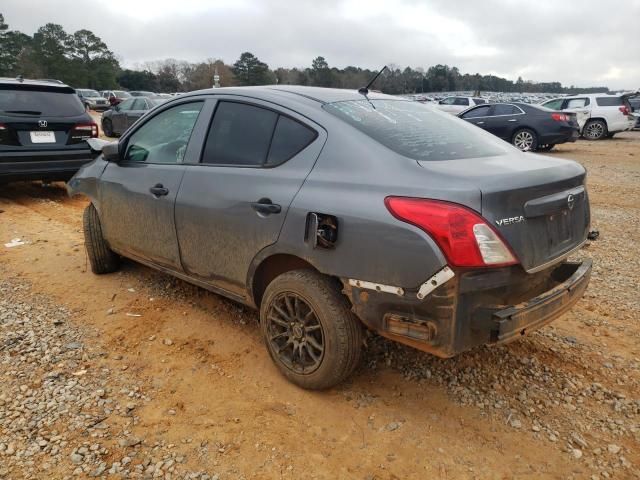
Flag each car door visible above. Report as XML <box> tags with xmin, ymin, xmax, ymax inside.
<box><xmin>98</xmin><ymin>100</ymin><xmax>206</xmax><ymax>269</ymax></box>
<box><xmin>111</xmin><ymin>98</ymin><xmax>134</xmax><ymax>133</ymax></box>
<box><xmin>483</xmin><ymin>104</ymin><xmax>524</xmax><ymax>140</ymax></box>
<box><xmin>561</xmin><ymin>98</ymin><xmax>590</xmax><ymax>130</ymax></box>
<box><xmin>459</xmin><ymin>104</ymin><xmax>492</xmax><ymax>130</ymax></box>
<box><xmin>175</xmin><ymin>97</ymin><xmax>326</xmax><ymax>296</ymax></box>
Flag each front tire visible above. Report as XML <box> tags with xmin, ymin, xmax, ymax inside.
<box><xmin>512</xmin><ymin>128</ymin><xmax>538</xmax><ymax>152</ymax></box>
<box><xmin>583</xmin><ymin>119</ymin><xmax>607</xmax><ymax>140</ymax></box>
<box><xmin>83</xmin><ymin>204</ymin><xmax>120</xmax><ymax>274</ymax></box>
<box><xmin>260</xmin><ymin>270</ymin><xmax>363</xmax><ymax>390</ymax></box>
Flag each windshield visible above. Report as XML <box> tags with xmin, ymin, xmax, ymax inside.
<box><xmin>148</xmin><ymin>98</ymin><xmax>167</xmax><ymax>106</ymax></box>
<box><xmin>323</xmin><ymin>99</ymin><xmax>506</xmax><ymax>161</ymax></box>
<box><xmin>0</xmin><ymin>88</ymin><xmax>85</xmax><ymax>116</ymax></box>
<box><xmin>79</xmin><ymin>89</ymin><xmax>100</xmax><ymax>97</ymax></box>
<box><xmin>114</xmin><ymin>91</ymin><xmax>131</xmax><ymax>97</ymax></box>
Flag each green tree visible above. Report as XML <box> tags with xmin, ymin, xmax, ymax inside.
<box><xmin>117</xmin><ymin>69</ymin><xmax>158</xmax><ymax>91</ymax></box>
<box><xmin>0</xmin><ymin>14</ymin><xmax>31</xmax><ymax>76</ymax></box>
<box><xmin>310</xmin><ymin>56</ymin><xmax>333</xmax><ymax>87</ymax></box>
<box><xmin>232</xmin><ymin>52</ymin><xmax>271</xmax><ymax>86</ymax></box>
<box><xmin>66</xmin><ymin>29</ymin><xmax>119</xmax><ymax>89</ymax></box>
<box><xmin>31</xmin><ymin>23</ymin><xmax>69</xmax><ymax>80</ymax></box>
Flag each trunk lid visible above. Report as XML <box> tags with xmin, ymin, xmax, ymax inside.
<box><xmin>418</xmin><ymin>152</ymin><xmax>590</xmax><ymax>272</ymax></box>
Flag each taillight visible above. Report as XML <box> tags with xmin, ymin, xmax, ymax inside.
<box><xmin>619</xmin><ymin>106</ymin><xmax>630</xmax><ymax>116</ymax></box>
<box><xmin>72</xmin><ymin>122</ymin><xmax>98</xmax><ymax>138</ymax></box>
<box><xmin>551</xmin><ymin>113</ymin><xmax>569</xmax><ymax>122</ymax></box>
<box><xmin>0</xmin><ymin>123</ymin><xmax>6</xmax><ymax>130</ymax></box>
<box><xmin>384</xmin><ymin>197</ymin><xmax>518</xmax><ymax>268</ymax></box>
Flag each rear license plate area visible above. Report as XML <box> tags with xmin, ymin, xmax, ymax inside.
<box><xmin>546</xmin><ymin>212</ymin><xmax>572</xmax><ymax>249</ymax></box>
<box><xmin>30</xmin><ymin>131</ymin><xmax>56</xmax><ymax>143</ymax></box>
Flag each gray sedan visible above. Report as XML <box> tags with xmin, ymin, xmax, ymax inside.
<box><xmin>101</xmin><ymin>96</ymin><xmax>166</xmax><ymax>137</ymax></box>
<box><xmin>69</xmin><ymin>86</ymin><xmax>592</xmax><ymax>389</ymax></box>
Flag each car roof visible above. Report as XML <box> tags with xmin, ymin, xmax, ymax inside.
<box><xmin>0</xmin><ymin>77</ymin><xmax>75</xmax><ymax>93</ymax></box>
<box><xmin>181</xmin><ymin>85</ymin><xmax>395</xmax><ymax>105</ymax></box>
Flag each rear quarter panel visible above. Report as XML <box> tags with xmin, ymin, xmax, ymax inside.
<box><xmin>249</xmin><ymin>115</ymin><xmax>483</xmax><ymax>290</ymax></box>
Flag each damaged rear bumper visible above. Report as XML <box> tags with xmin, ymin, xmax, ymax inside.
<box><xmin>343</xmin><ymin>259</ymin><xmax>592</xmax><ymax>357</ymax></box>
<box><xmin>492</xmin><ymin>260</ymin><xmax>591</xmax><ymax>344</ymax></box>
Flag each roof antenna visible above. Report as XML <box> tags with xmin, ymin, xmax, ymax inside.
<box><xmin>358</xmin><ymin>66</ymin><xmax>387</xmax><ymax>109</ymax></box>
<box><xmin>358</xmin><ymin>66</ymin><xmax>387</xmax><ymax>95</ymax></box>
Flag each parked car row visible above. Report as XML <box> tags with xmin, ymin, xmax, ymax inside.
<box><xmin>424</xmin><ymin>91</ymin><xmax>637</xmax><ymax>147</ymax></box>
<box><xmin>458</xmin><ymin>102</ymin><xmax>579</xmax><ymax>152</ymax></box>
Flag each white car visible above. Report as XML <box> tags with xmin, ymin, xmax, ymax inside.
<box><xmin>435</xmin><ymin>96</ymin><xmax>488</xmax><ymax>114</ymax></box>
<box><xmin>540</xmin><ymin>94</ymin><xmax>635</xmax><ymax>140</ymax></box>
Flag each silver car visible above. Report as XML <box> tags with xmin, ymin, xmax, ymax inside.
<box><xmin>68</xmin><ymin>86</ymin><xmax>592</xmax><ymax>390</ymax></box>
<box><xmin>75</xmin><ymin>89</ymin><xmax>110</xmax><ymax>111</ymax></box>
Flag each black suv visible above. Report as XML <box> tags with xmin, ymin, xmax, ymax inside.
<box><xmin>0</xmin><ymin>77</ymin><xmax>98</xmax><ymax>183</ymax></box>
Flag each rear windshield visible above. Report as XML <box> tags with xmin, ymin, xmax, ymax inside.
<box><xmin>323</xmin><ymin>99</ymin><xmax>505</xmax><ymax>161</ymax></box>
<box><xmin>596</xmin><ymin>96</ymin><xmax>624</xmax><ymax>106</ymax></box>
<box><xmin>0</xmin><ymin>88</ymin><xmax>85</xmax><ymax>116</ymax></box>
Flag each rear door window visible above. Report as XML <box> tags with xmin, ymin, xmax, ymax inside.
<box><xmin>0</xmin><ymin>87</ymin><xmax>85</xmax><ymax>116</ymax></box>
<box><xmin>454</xmin><ymin>97</ymin><xmax>470</xmax><ymax>106</ymax></box>
<box><xmin>203</xmin><ymin>102</ymin><xmax>277</xmax><ymax>166</ymax></box>
<box><xmin>492</xmin><ymin>104</ymin><xmax>521</xmax><ymax>115</ymax></box>
<box><xmin>472</xmin><ymin>98</ymin><xmax>487</xmax><ymax>104</ymax></box>
<box><xmin>324</xmin><ymin>99</ymin><xmax>505</xmax><ymax>161</ymax></box>
<box><xmin>595</xmin><ymin>96</ymin><xmax>624</xmax><ymax>106</ymax></box>
<box><xmin>202</xmin><ymin>101</ymin><xmax>317</xmax><ymax>167</ymax></box>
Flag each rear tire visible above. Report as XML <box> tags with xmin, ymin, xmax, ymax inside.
<box><xmin>102</xmin><ymin>118</ymin><xmax>114</xmax><ymax>137</ymax></box>
<box><xmin>583</xmin><ymin>119</ymin><xmax>607</xmax><ymax>140</ymax></box>
<box><xmin>83</xmin><ymin>203</ymin><xmax>120</xmax><ymax>274</ymax></box>
<box><xmin>260</xmin><ymin>269</ymin><xmax>363</xmax><ymax>390</ymax></box>
<box><xmin>512</xmin><ymin>128</ymin><xmax>538</xmax><ymax>152</ymax></box>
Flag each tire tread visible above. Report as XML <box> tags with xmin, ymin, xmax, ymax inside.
<box><xmin>83</xmin><ymin>204</ymin><xmax>120</xmax><ymax>274</ymax></box>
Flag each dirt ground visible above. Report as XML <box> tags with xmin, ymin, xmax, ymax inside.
<box><xmin>1</xmin><ymin>132</ymin><xmax>639</xmax><ymax>479</ymax></box>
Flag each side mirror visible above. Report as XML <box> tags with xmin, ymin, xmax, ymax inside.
<box><xmin>102</xmin><ymin>141</ymin><xmax>121</xmax><ymax>162</ymax></box>
<box><xmin>86</xmin><ymin>138</ymin><xmax>120</xmax><ymax>161</ymax></box>
<box><xmin>114</xmin><ymin>104</ymin><xmax>120</xmax><ymax>112</ymax></box>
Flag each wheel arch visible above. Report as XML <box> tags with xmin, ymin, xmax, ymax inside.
<box><xmin>511</xmin><ymin>125</ymin><xmax>539</xmax><ymax>141</ymax></box>
<box><xmin>249</xmin><ymin>253</ymin><xmax>320</xmax><ymax>309</ymax></box>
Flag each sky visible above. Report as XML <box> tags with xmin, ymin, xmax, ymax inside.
<box><xmin>2</xmin><ymin>0</ymin><xmax>640</xmax><ymax>89</ymax></box>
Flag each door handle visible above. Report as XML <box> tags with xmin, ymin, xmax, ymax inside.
<box><xmin>508</xmin><ymin>119</ymin><xmax>518</xmax><ymax>122</ymax></box>
<box><xmin>149</xmin><ymin>183</ymin><xmax>169</xmax><ymax>197</ymax></box>
<box><xmin>476</xmin><ymin>121</ymin><xmax>485</xmax><ymax>125</ymax></box>
<box><xmin>251</xmin><ymin>198</ymin><xmax>281</xmax><ymax>215</ymax></box>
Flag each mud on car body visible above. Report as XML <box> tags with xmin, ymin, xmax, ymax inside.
<box><xmin>68</xmin><ymin>86</ymin><xmax>592</xmax><ymax>389</ymax></box>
